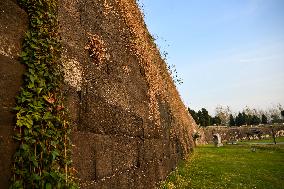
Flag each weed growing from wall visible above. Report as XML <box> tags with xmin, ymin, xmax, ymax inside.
<box><xmin>11</xmin><ymin>0</ymin><xmax>77</xmax><ymax>188</ymax></box>
<box><xmin>162</xmin><ymin>51</ymin><xmax>183</xmax><ymax>85</ymax></box>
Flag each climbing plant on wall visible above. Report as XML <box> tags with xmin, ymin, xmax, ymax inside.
<box><xmin>11</xmin><ymin>0</ymin><xmax>77</xmax><ymax>188</ymax></box>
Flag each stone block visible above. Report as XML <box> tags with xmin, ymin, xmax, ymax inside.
<box><xmin>111</xmin><ymin>136</ymin><xmax>138</xmax><ymax>172</ymax></box>
<box><xmin>81</xmin><ymin>93</ymin><xmax>144</xmax><ymax>137</ymax></box>
<box><xmin>72</xmin><ymin>132</ymin><xmax>97</xmax><ymax>182</ymax></box>
<box><xmin>93</xmin><ymin>135</ymin><xmax>113</xmax><ymax>180</ymax></box>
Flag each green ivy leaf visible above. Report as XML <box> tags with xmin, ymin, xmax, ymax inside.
<box><xmin>21</xmin><ymin>51</ymin><xmax>27</xmax><ymax>58</ymax></box>
<box><xmin>10</xmin><ymin>180</ymin><xmax>23</xmax><ymax>188</ymax></box>
<box><xmin>50</xmin><ymin>171</ymin><xmax>59</xmax><ymax>179</ymax></box>
<box><xmin>30</xmin><ymin>156</ymin><xmax>39</xmax><ymax>167</ymax></box>
<box><xmin>32</xmin><ymin>112</ymin><xmax>41</xmax><ymax>121</ymax></box>
<box><xmin>27</xmin><ymin>82</ymin><xmax>34</xmax><ymax>89</ymax></box>
<box><xmin>36</xmin><ymin>87</ymin><xmax>43</xmax><ymax>95</ymax></box>
<box><xmin>32</xmin><ymin>173</ymin><xmax>41</xmax><ymax>181</ymax></box>
<box><xmin>11</xmin><ymin>0</ymin><xmax>77</xmax><ymax>187</ymax></box>
<box><xmin>43</xmin><ymin>112</ymin><xmax>53</xmax><ymax>120</ymax></box>
<box><xmin>51</xmin><ymin>149</ymin><xmax>60</xmax><ymax>160</ymax></box>
<box><xmin>25</xmin><ymin>31</ymin><xmax>31</xmax><ymax>39</ymax></box>
<box><xmin>17</xmin><ymin>114</ymin><xmax>33</xmax><ymax>128</ymax></box>
<box><xmin>45</xmin><ymin>183</ymin><xmax>52</xmax><ymax>189</ymax></box>
<box><xmin>13</xmin><ymin>133</ymin><xmax>22</xmax><ymax>141</ymax></box>
<box><xmin>20</xmin><ymin>143</ymin><xmax>29</xmax><ymax>151</ymax></box>
<box><xmin>50</xmin><ymin>140</ymin><xmax>58</xmax><ymax>147</ymax></box>
<box><xmin>13</xmin><ymin>106</ymin><xmax>21</xmax><ymax>111</ymax></box>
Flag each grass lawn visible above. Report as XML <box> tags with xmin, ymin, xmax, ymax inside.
<box><xmin>160</xmin><ymin>141</ymin><xmax>284</xmax><ymax>189</ymax></box>
<box><xmin>239</xmin><ymin>136</ymin><xmax>284</xmax><ymax>144</ymax></box>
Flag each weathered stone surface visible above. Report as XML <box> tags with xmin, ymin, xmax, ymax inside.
<box><xmin>0</xmin><ymin>0</ymin><xmax>28</xmax><ymax>188</ymax></box>
<box><xmin>0</xmin><ymin>0</ymin><xmax>200</xmax><ymax>188</ymax></box>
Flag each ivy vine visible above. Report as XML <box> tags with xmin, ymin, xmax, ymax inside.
<box><xmin>11</xmin><ymin>0</ymin><xmax>77</xmax><ymax>188</ymax></box>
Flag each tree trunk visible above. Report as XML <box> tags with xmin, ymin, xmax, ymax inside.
<box><xmin>271</xmin><ymin>126</ymin><xmax>277</xmax><ymax>144</ymax></box>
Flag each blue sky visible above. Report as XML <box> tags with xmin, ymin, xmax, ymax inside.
<box><xmin>139</xmin><ymin>0</ymin><xmax>284</xmax><ymax>115</ymax></box>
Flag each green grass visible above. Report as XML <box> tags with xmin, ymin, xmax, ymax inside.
<box><xmin>160</xmin><ymin>142</ymin><xmax>284</xmax><ymax>189</ymax></box>
<box><xmin>239</xmin><ymin>136</ymin><xmax>284</xmax><ymax>144</ymax></box>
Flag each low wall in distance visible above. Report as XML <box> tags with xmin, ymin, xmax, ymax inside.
<box><xmin>202</xmin><ymin>124</ymin><xmax>284</xmax><ymax>144</ymax></box>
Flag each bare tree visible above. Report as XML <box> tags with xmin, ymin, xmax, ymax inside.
<box><xmin>215</xmin><ymin>105</ymin><xmax>231</xmax><ymax>126</ymax></box>
<box><xmin>270</xmin><ymin>126</ymin><xmax>277</xmax><ymax>144</ymax></box>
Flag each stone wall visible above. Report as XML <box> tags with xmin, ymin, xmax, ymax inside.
<box><xmin>0</xmin><ymin>0</ymin><xmax>27</xmax><ymax>188</ymax></box>
<box><xmin>0</xmin><ymin>0</ymin><xmax>199</xmax><ymax>188</ymax></box>
<box><xmin>203</xmin><ymin>125</ymin><xmax>284</xmax><ymax>144</ymax></box>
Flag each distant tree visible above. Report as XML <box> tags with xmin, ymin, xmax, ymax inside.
<box><xmin>281</xmin><ymin>110</ymin><xmax>284</xmax><ymax>119</ymax></box>
<box><xmin>268</xmin><ymin>104</ymin><xmax>283</xmax><ymax>143</ymax></box>
<box><xmin>243</xmin><ymin>106</ymin><xmax>252</xmax><ymax>125</ymax></box>
<box><xmin>188</xmin><ymin>108</ymin><xmax>212</xmax><ymax>127</ymax></box>
<box><xmin>215</xmin><ymin>105</ymin><xmax>231</xmax><ymax>126</ymax></box>
<box><xmin>189</xmin><ymin>105</ymin><xmax>284</xmax><ymax>126</ymax></box>
<box><xmin>229</xmin><ymin>114</ymin><xmax>235</xmax><ymax>126</ymax></box>
<box><xmin>271</xmin><ymin>114</ymin><xmax>283</xmax><ymax>123</ymax></box>
<box><xmin>188</xmin><ymin>108</ymin><xmax>199</xmax><ymax>125</ymax></box>
<box><xmin>235</xmin><ymin>112</ymin><xmax>245</xmax><ymax>126</ymax></box>
<box><xmin>270</xmin><ymin>126</ymin><xmax>277</xmax><ymax>144</ymax></box>
<box><xmin>212</xmin><ymin>116</ymin><xmax>221</xmax><ymax>126</ymax></box>
<box><xmin>201</xmin><ymin>108</ymin><xmax>211</xmax><ymax>126</ymax></box>
<box><xmin>261</xmin><ymin>114</ymin><xmax>268</xmax><ymax>124</ymax></box>
<box><xmin>196</xmin><ymin>110</ymin><xmax>203</xmax><ymax>126</ymax></box>
<box><xmin>251</xmin><ymin>115</ymin><xmax>261</xmax><ymax>125</ymax></box>
<box><xmin>242</xmin><ymin>112</ymin><xmax>249</xmax><ymax>125</ymax></box>
<box><xmin>235</xmin><ymin>113</ymin><xmax>240</xmax><ymax>126</ymax></box>
<box><xmin>267</xmin><ymin>104</ymin><xmax>283</xmax><ymax>123</ymax></box>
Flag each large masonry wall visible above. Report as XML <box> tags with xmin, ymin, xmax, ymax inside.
<box><xmin>0</xmin><ymin>0</ymin><xmax>199</xmax><ymax>188</ymax></box>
